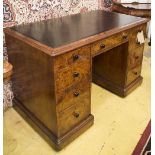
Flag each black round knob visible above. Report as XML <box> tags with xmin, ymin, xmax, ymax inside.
<box><xmin>138</xmin><ymin>30</ymin><xmax>142</xmax><ymax>33</ymax></box>
<box><xmin>133</xmin><ymin>71</ymin><xmax>138</xmax><ymax>75</ymax></box>
<box><xmin>135</xmin><ymin>56</ymin><xmax>139</xmax><ymax>59</ymax></box>
<box><xmin>73</xmin><ymin>112</ymin><xmax>79</xmax><ymax>118</ymax></box>
<box><xmin>73</xmin><ymin>92</ymin><xmax>79</xmax><ymax>97</ymax></box>
<box><xmin>73</xmin><ymin>54</ymin><xmax>79</xmax><ymax>61</ymax></box>
<box><xmin>73</xmin><ymin>72</ymin><xmax>79</xmax><ymax>77</ymax></box>
<box><xmin>100</xmin><ymin>43</ymin><xmax>105</xmax><ymax>48</ymax></box>
<box><xmin>137</xmin><ymin>41</ymin><xmax>140</xmax><ymax>45</ymax></box>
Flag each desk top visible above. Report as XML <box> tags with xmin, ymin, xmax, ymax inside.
<box><xmin>5</xmin><ymin>10</ymin><xmax>148</xmax><ymax>56</ymax></box>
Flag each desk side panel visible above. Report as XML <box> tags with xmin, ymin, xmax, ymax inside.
<box><xmin>5</xmin><ymin>33</ymin><xmax>58</xmax><ymax>135</ymax></box>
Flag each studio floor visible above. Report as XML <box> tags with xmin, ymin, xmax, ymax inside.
<box><xmin>4</xmin><ymin>40</ymin><xmax>151</xmax><ymax>155</ymax></box>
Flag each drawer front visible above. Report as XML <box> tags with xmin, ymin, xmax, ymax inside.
<box><xmin>126</xmin><ymin>65</ymin><xmax>142</xmax><ymax>85</ymax></box>
<box><xmin>128</xmin><ymin>46</ymin><xmax>144</xmax><ymax>69</ymax></box>
<box><xmin>57</xmin><ymin>99</ymin><xmax>90</xmax><ymax>136</ymax></box>
<box><xmin>56</xmin><ymin>79</ymin><xmax>90</xmax><ymax>112</ymax></box>
<box><xmin>128</xmin><ymin>24</ymin><xmax>146</xmax><ymax>51</ymax></box>
<box><xmin>127</xmin><ymin>24</ymin><xmax>146</xmax><ymax>71</ymax></box>
<box><xmin>91</xmin><ymin>32</ymin><xmax>128</xmax><ymax>56</ymax></box>
<box><xmin>54</xmin><ymin>45</ymin><xmax>91</xmax><ymax>70</ymax></box>
<box><xmin>55</xmin><ymin>61</ymin><xmax>91</xmax><ymax>91</ymax></box>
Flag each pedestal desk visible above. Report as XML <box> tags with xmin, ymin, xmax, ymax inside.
<box><xmin>4</xmin><ymin>10</ymin><xmax>149</xmax><ymax>150</ymax></box>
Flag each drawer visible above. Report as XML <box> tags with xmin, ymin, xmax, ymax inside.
<box><xmin>126</xmin><ymin>65</ymin><xmax>142</xmax><ymax>85</ymax></box>
<box><xmin>55</xmin><ymin>61</ymin><xmax>91</xmax><ymax>91</ymax></box>
<box><xmin>57</xmin><ymin>100</ymin><xmax>90</xmax><ymax>136</ymax></box>
<box><xmin>56</xmin><ymin>79</ymin><xmax>91</xmax><ymax>112</ymax></box>
<box><xmin>54</xmin><ymin>45</ymin><xmax>91</xmax><ymax>70</ymax></box>
<box><xmin>91</xmin><ymin>32</ymin><xmax>128</xmax><ymax>56</ymax></box>
<box><xmin>128</xmin><ymin>46</ymin><xmax>144</xmax><ymax>69</ymax></box>
<box><xmin>128</xmin><ymin>24</ymin><xmax>146</xmax><ymax>51</ymax></box>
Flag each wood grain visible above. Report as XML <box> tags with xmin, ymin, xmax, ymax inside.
<box><xmin>4</xmin><ymin>10</ymin><xmax>148</xmax><ymax>150</ymax></box>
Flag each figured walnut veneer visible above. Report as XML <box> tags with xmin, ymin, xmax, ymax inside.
<box><xmin>4</xmin><ymin>10</ymin><xmax>149</xmax><ymax>150</ymax></box>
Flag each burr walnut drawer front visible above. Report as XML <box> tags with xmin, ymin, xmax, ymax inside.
<box><xmin>91</xmin><ymin>32</ymin><xmax>128</xmax><ymax>56</ymax></box>
<box><xmin>57</xmin><ymin>100</ymin><xmax>90</xmax><ymax>137</ymax></box>
<box><xmin>54</xmin><ymin>45</ymin><xmax>91</xmax><ymax>70</ymax></box>
<box><xmin>56</xmin><ymin>79</ymin><xmax>90</xmax><ymax>112</ymax></box>
<box><xmin>55</xmin><ymin>61</ymin><xmax>91</xmax><ymax>91</ymax></box>
<box><xmin>128</xmin><ymin>46</ymin><xmax>144</xmax><ymax>69</ymax></box>
<box><xmin>128</xmin><ymin>24</ymin><xmax>146</xmax><ymax>51</ymax></box>
<box><xmin>126</xmin><ymin>65</ymin><xmax>142</xmax><ymax>85</ymax></box>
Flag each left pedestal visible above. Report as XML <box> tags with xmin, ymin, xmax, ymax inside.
<box><xmin>5</xmin><ymin>32</ymin><xmax>94</xmax><ymax>150</ymax></box>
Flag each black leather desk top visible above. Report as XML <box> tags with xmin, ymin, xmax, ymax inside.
<box><xmin>12</xmin><ymin>10</ymin><xmax>145</xmax><ymax>48</ymax></box>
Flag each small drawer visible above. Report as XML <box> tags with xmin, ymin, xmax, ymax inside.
<box><xmin>54</xmin><ymin>45</ymin><xmax>91</xmax><ymax>70</ymax></box>
<box><xmin>128</xmin><ymin>46</ymin><xmax>144</xmax><ymax>69</ymax></box>
<box><xmin>126</xmin><ymin>65</ymin><xmax>142</xmax><ymax>85</ymax></box>
<box><xmin>57</xmin><ymin>100</ymin><xmax>90</xmax><ymax>136</ymax></box>
<box><xmin>91</xmin><ymin>32</ymin><xmax>128</xmax><ymax>56</ymax></box>
<box><xmin>128</xmin><ymin>24</ymin><xmax>146</xmax><ymax>51</ymax></box>
<box><xmin>56</xmin><ymin>79</ymin><xmax>91</xmax><ymax>112</ymax></box>
<box><xmin>55</xmin><ymin>61</ymin><xmax>91</xmax><ymax>91</ymax></box>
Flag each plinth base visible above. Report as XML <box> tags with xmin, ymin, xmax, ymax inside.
<box><xmin>14</xmin><ymin>99</ymin><xmax>94</xmax><ymax>151</ymax></box>
<box><xmin>93</xmin><ymin>74</ymin><xmax>143</xmax><ymax>97</ymax></box>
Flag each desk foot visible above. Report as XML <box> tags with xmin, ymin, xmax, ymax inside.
<box><xmin>13</xmin><ymin>99</ymin><xmax>94</xmax><ymax>151</ymax></box>
<box><xmin>93</xmin><ymin>74</ymin><xmax>143</xmax><ymax>97</ymax></box>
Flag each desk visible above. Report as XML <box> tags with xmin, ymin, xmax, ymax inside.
<box><xmin>4</xmin><ymin>10</ymin><xmax>149</xmax><ymax>150</ymax></box>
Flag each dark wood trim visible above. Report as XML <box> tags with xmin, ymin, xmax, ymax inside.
<box><xmin>4</xmin><ymin>18</ymin><xmax>149</xmax><ymax>57</ymax></box>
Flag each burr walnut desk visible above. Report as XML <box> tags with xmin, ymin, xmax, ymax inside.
<box><xmin>4</xmin><ymin>10</ymin><xmax>149</xmax><ymax>150</ymax></box>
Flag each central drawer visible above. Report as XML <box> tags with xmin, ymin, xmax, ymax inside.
<box><xmin>91</xmin><ymin>32</ymin><xmax>128</xmax><ymax>56</ymax></box>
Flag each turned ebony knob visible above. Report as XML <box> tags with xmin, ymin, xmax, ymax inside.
<box><xmin>135</xmin><ymin>56</ymin><xmax>139</xmax><ymax>59</ymax></box>
<box><xmin>133</xmin><ymin>71</ymin><xmax>138</xmax><ymax>75</ymax></box>
<box><xmin>138</xmin><ymin>29</ymin><xmax>142</xmax><ymax>33</ymax></box>
<box><xmin>73</xmin><ymin>92</ymin><xmax>79</xmax><ymax>97</ymax></box>
<box><xmin>73</xmin><ymin>72</ymin><xmax>79</xmax><ymax>77</ymax></box>
<box><xmin>100</xmin><ymin>43</ymin><xmax>105</xmax><ymax>48</ymax></box>
<box><xmin>73</xmin><ymin>112</ymin><xmax>79</xmax><ymax>118</ymax></box>
<box><xmin>73</xmin><ymin>54</ymin><xmax>79</xmax><ymax>61</ymax></box>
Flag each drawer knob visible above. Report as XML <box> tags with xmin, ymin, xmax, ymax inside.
<box><xmin>136</xmin><ymin>41</ymin><xmax>140</xmax><ymax>45</ymax></box>
<box><xmin>133</xmin><ymin>71</ymin><xmax>138</xmax><ymax>75</ymax></box>
<box><xmin>73</xmin><ymin>112</ymin><xmax>79</xmax><ymax>118</ymax></box>
<box><xmin>100</xmin><ymin>43</ymin><xmax>105</xmax><ymax>49</ymax></box>
<box><xmin>135</xmin><ymin>56</ymin><xmax>139</xmax><ymax>59</ymax></box>
<box><xmin>73</xmin><ymin>54</ymin><xmax>79</xmax><ymax>61</ymax></box>
<box><xmin>73</xmin><ymin>72</ymin><xmax>79</xmax><ymax>77</ymax></box>
<box><xmin>138</xmin><ymin>30</ymin><xmax>142</xmax><ymax>33</ymax></box>
<box><xmin>122</xmin><ymin>35</ymin><xmax>127</xmax><ymax>39</ymax></box>
<box><xmin>73</xmin><ymin>92</ymin><xmax>80</xmax><ymax>97</ymax></box>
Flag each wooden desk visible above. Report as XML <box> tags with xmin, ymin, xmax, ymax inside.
<box><xmin>4</xmin><ymin>10</ymin><xmax>149</xmax><ymax>150</ymax></box>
